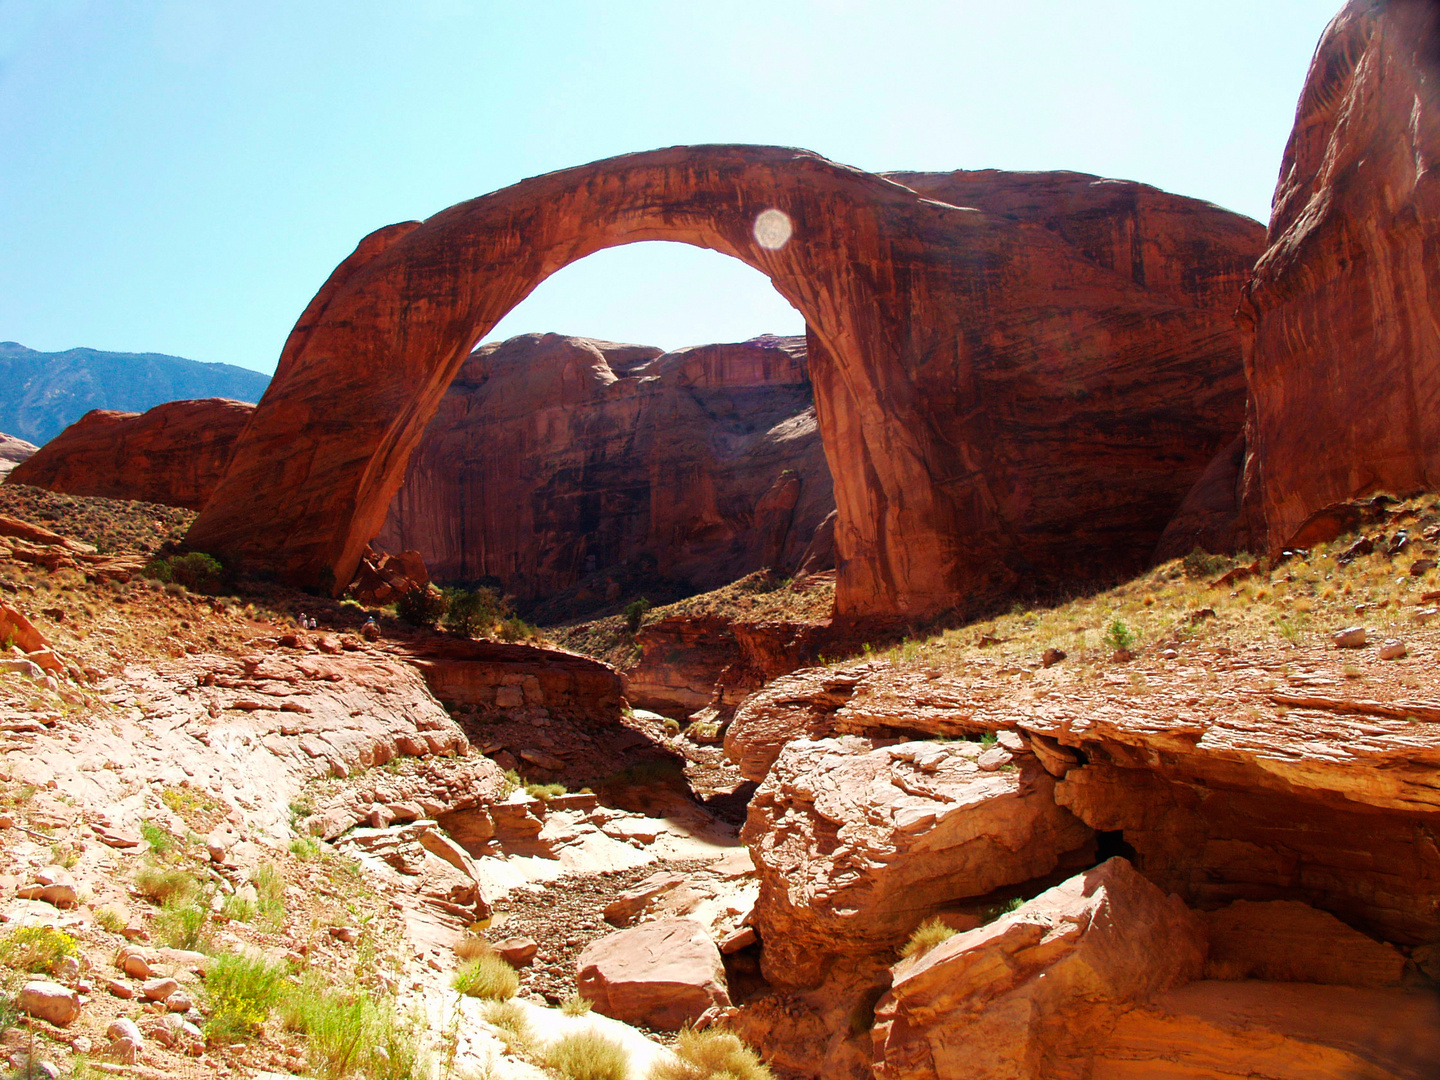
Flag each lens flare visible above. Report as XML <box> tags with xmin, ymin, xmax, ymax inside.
<box><xmin>753</xmin><ymin>208</ymin><xmax>793</xmax><ymax>250</ymax></box>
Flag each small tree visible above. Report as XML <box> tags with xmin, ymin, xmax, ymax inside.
<box><xmin>443</xmin><ymin>586</ymin><xmax>505</xmax><ymax>638</ymax></box>
<box><xmin>624</xmin><ymin>597</ymin><xmax>651</xmax><ymax>634</ymax></box>
<box><xmin>396</xmin><ymin>585</ymin><xmax>449</xmax><ymax>628</ymax></box>
<box><xmin>1103</xmin><ymin>618</ymin><xmax>1137</xmax><ymax>651</ymax></box>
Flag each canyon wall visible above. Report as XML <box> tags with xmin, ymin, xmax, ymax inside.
<box><xmin>374</xmin><ymin>333</ymin><xmax>834</xmax><ymax>602</ymax></box>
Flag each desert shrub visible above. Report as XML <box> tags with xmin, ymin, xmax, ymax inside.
<box><xmin>220</xmin><ymin>893</ymin><xmax>255</xmax><ymax>922</ymax></box>
<box><xmin>140</xmin><ymin>820</ymin><xmax>180</xmax><ymax>858</ymax></box>
<box><xmin>524</xmin><ymin>782</ymin><xmax>567</xmax><ymax>801</ymax></box>
<box><xmin>396</xmin><ymin>585</ymin><xmax>449</xmax><ymax>628</ymax></box>
<box><xmin>93</xmin><ymin>906</ymin><xmax>126</xmax><ymax>934</ymax></box>
<box><xmin>0</xmin><ymin>926</ymin><xmax>77</xmax><ymax>974</ymax></box>
<box><xmin>1103</xmin><ymin>618</ymin><xmax>1137</xmax><ymax>651</ymax></box>
<box><xmin>442</xmin><ymin>586</ymin><xmax>506</xmax><ymax>638</ymax></box>
<box><xmin>134</xmin><ymin>863</ymin><xmax>199</xmax><ymax>906</ymax></box>
<box><xmin>899</xmin><ymin>917</ymin><xmax>956</xmax><ymax>960</ymax></box>
<box><xmin>144</xmin><ymin>551</ymin><xmax>224</xmax><ymax>593</ymax></box>
<box><xmin>280</xmin><ymin>976</ymin><xmax>425</xmax><ymax>1080</ymax></box>
<box><xmin>204</xmin><ymin>951</ymin><xmax>287</xmax><ymax>1044</ymax></box>
<box><xmin>648</xmin><ymin>1027</ymin><xmax>774</xmax><ymax>1080</ymax></box>
<box><xmin>289</xmin><ymin>835</ymin><xmax>322</xmax><ymax>860</ymax></box>
<box><xmin>155</xmin><ymin>897</ymin><xmax>212</xmax><ymax>951</ymax></box>
<box><xmin>452</xmin><ymin>953</ymin><xmax>518</xmax><ymax>1000</ymax></box>
<box><xmin>496</xmin><ymin>615</ymin><xmax>537</xmax><ymax>642</ymax></box>
<box><xmin>624</xmin><ymin>597</ymin><xmax>651</xmax><ymax>633</ymax></box>
<box><xmin>977</xmin><ymin>896</ymin><xmax>1026</xmax><ymax>924</ymax></box>
<box><xmin>1182</xmin><ymin>547</ymin><xmax>1229</xmax><ymax>579</ymax></box>
<box><xmin>546</xmin><ymin>1030</ymin><xmax>630</xmax><ymax>1080</ymax></box>
<box><xmin>252</xmin><ymin>863</ymin><xmax>286</xmax><ymax>931</ymax></box>
<box><xmin>560</xmin><ymin>993</ymin><xmax>592</xmax><ymax>1016</ymax></box>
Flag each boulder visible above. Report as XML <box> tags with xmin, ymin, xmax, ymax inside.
<box><xmin>603</xmin><ymin>872</ymin><xmax>685</xmax><ymax>927</ymax></box>
<box><xmin>872</xmin><ymin>859</ymin><xmax>1206</xmax><ymax>1080</ymax></box>
<box><xmin>186</xmin><ymin>147</ymin><xmax>1259</xmax><ymax>621</ymax></box>
<box><xmin>16</xmin><ymin>865</ymin><xmax>78</xmax><ymax>908</ymax></box>
<box><xmin>492</xmin><ymin>937</ymin><xmax>538</xmax><ymax>967</ymax></box>
<box><xmin>1203</xmin><ymin>899</ymin><xmax>1405</xmax><ymax>988</ymax></box>
<box><xmin>17</xmin><ymin>981</ymin><xmax>81</xmax><ymax>1026</ymax></box>
<box><xmin>743</xmin><ymin>736</ymin><xmax>1093</xmax><ymax>988</ymax></box>
<box><xmin>575</xmin><ymin>918</ymin><xmax>731</xmax><ymax>1031</ymax></box>
<box><xmin>0</xmin><ymin>433</ymin><xmax>37</xmax><ymax>480</ymax></box>
<box><xmin>724</xmin><ymin>664</ymin><xmax>876</xmax><ymax>781</ymax></box>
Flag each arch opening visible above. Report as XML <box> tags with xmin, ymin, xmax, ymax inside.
<box><xmin>374</xmin><ymin>240</ymin><xmax>834</xmax><ymax>620</ymax></box>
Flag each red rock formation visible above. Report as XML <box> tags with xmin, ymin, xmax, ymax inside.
<box><xmin>186</xmin><ymin>146</ymin><xmax>1262</xmax><ymax>621</ymax></box>
<box><xmin>7</xmin><ymin>400</ymin><xmax>252</xmax><ymax>511</ymax></box>
<box><xmin>1233</xmin><ymin>1</ymin><xmax>1440</xmax><ymax>551</ymax></box>
<box><xmin>375</xmin><ymin>333</ymin><xmax>834</xmax><ymax>601</ymax></box>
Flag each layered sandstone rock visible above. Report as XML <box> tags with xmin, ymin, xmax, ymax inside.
<box><xmin>187</xmin><ymin>146</ymin><xmax>1262</xmax><ymax>620</ymax></box>
<box><xmin>872</xmin><ymin>858</ymin><xmax>1206</xmax><ymax>1080</ymax></box>
<box><xmin>8</xmin><ymin>400</ymin><xmax>253</xmax><ymax>511</ymax></box>
<box><xmin>1094</xmin><ymin>981</ymin><xmax>1440</xmax><ymax>1079</ymax></box>
<box><xmin>1225</xmin><ymin>1</ymin><xmax>1440</xmax><ymax>552</ymax></box>
<box><xmin>376</xmin><ymin>334</ymin><xmax>834</xmax><ymax>602</ymax></box>
<box><xmin>742</xmin><ymin>735</ymin><xmax>1093</xmax><ymax>988</ymax></box>
<box><xmin>725</xmin><ymin>646</ymin><xmax>1440</xmax><ymax>950</ymax></box>
<box><xmin>1202</xmin><ymin>899</ymin><xmax>1405</xmax><ymax>988</ymax></box>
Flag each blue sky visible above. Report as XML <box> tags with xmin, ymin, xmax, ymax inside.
<box><xmin>1</xmin><ymin>0</ymin><xmax>1341</xmax><ymax>374</ymax></box>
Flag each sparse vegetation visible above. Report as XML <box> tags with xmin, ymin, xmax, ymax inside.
<box><xmin>144</xmin><ymin>551</ymin><xmax>225</xmax><ymax>593</ymax></box>
<box><xmin>204</xmin><ymin>951</ymin><xmax>288</xmax><ymax>1044</ymax></box>
<box><xmin>524</xmin><ymin>782</ymin><xmax>568</xmax><ymax>800</ymax></box>
<box><xmin>899</xmin><ymin>916</ymin><xmax>957</xmax><ymax>960</ymax></box>
<box><xmin>155</xmin><ymin>896</ymin><xmax>213</xmax><ymax>950</ymax></box>
<box><xmin>93</xmin><ymin>906</ymin><xmax>126</xmax><ymax>933</ymax></box>
<box><xmin>0</xmin><ymin>925</ymin><xmax>77</xmax><ymax>974</ymax></box>
<box><xmin>546</xmin><ymin>1029</ymin><xmax>631</xmax><ymax>1080</ymax></box>
<box><xmin>624</xmin><ymin>597</ymin><xmax>652</xmax><ymax>633</ymax></box>
<box><xmin>289</xmin><ymin>835</ymin><xmax>322</xmax><ymax>860</ymax></box>
<box><xmin>452</xmin><ymin>953</ymin><xmax>519</xmax><ymax>1000</ymax></box>
<box><xmin>1103</xmin><ymin>618</ymin><xmax>1137</xmax><ymax>652</ymax></box>
<box><xmin>134</xmin><ymin>862</ymin><xmax>200</xmax><ymax>905</ymax></box>
<box><xmin>280</xmin><ymin>975</ymin><xmax>426</xmax><ymax>1080</ymax></box>
<box><xmin>648</xmin><ymin>1027</ymin><xmax>775</xmax><ymax>1080</ymax></box>
<box><xmin>479</xmin><ymin>998</ymin><xmax>533</xmax><ymax>1053</ymax></box>
<box><xmin>560</xmin><ymin>992</ymin><xmax>593</xmax><ymax>1016</ymax></box>
<box><xmin>443</xmin><ymin>586</ymin><xmax>507</xmax><ymax>638</ymax></box>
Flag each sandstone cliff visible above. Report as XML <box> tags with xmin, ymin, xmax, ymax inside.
<box><xmin>375</xmin><ymin>333</ymin><xmax>834</xmax><ymax>604</ymax></box>
<box><xmin>8</xmin><ymin>399</ymin><xmax>255</xmax><ymax>511</ymax></box>
<box><xmin>1166</xmin><ymin>0</ymin><xmax>1440</xmax><ymax>558</ymax></box>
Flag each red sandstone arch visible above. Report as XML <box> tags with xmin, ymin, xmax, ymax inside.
<box><xmin>188</xmin><ymin>144</ymin><xmax>1262</xmax><ymax>618</ymax></box>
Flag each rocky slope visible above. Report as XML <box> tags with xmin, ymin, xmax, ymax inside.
<box><xmin>8</xmin><ymin>400</ymin><xmax>254</xmax><ymax>511</ymax></box>
<box><xmin>375</xmin><ymin>333</ymin><xmax>835</xmax><ymax>604</ymax></box>
<box><xmin>187</xmin><ymin>147</ymin><xmax>1262</xmax><ymax>622</ymax></box>
<box><xmin>0</xmin><ymin>342</ymin><xmax>268</xmax><ymax>445</ymax></box>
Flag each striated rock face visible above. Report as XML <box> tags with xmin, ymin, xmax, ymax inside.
<box><xmin>873</xmin><ymin>858</ymin><xmax>1206</xmax><ymax>1080</ymax></box>
<box><xmin>1202</xmin><ymin>899</ymin><xmax>1405</xmax><ymax>989</ymax></box>
<box><xmin>742</xmin><ymin>735</ymin><xmax>1093</xmax><ymax>988</ymax></box>
<box><xmin>187</xmin><ymin>146</ymin><xmax>1261</xmax><ymax>620</ymax></box>
<box><xmin>1234</xmin><ymin>0</ymin><xmax>1440</xmax><ymax>551</ymax></box>
<box><xmin>376</xmin><ymin>333</ymin><xmax>834</xmax><ymax>602</ymax></box>
<box><xmin>8</xmin><ymin>400</ymin><xmax>253</xmax><ymax>511</ymax></box>
<box><xmin>0</xmin><ymin>433</ymin><xmax>37</xmax><ymax>481</ymax></box>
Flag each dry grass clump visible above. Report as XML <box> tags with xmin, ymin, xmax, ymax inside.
<box><xmin>561</xmin><ymin>992</ymin><xmax>593</xmax><ymax>1016</ymax></box>
<box><xmin>648</xmin><ymin>1027</ymin><xmax>774</xmax><ymax>1080</ymax></box>
<box><xmin>454</xmin><ymin>933</ymin><xmax>493</xmax><ymax>961</ymax></box>
<box><xmin>134</xmin><ymin>862</ymin><xmax>200</xmax><ymax>905</ymax></box>
<box><xmin>546</xmin><ymin>1029</ymin><xmax>631</xmax><ymax>1080</ymax></box>
<box><xmin>898</xmin><ymin>916</ymin><xmax>957</xmax><ymax>960</ymax></box>
<box><xmin>479</xmin><ymin>999</ymin><xmax>533</xmax><ymax>1053</ymax></box>
<box><xmin>452</xmin><ymin>953</ymin><xmax>519</xmax><ymax>1000</ymax></box>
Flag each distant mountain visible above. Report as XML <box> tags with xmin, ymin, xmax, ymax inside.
<box><xmin>0</xmin><ymin>342</ymin><xmax>270</xmax><ymax>445</ymax></box>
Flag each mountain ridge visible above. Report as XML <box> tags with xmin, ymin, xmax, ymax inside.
<box><xmin>0</xmin><ymin>341</ymin><xmax>270</xmax><ymax>444</ymax></box>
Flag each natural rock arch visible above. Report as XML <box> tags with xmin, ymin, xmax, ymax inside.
<box><xmin>188</xmin><ymin>144</ymin><xmax>1261</xmax><ymax>619</ymax></box>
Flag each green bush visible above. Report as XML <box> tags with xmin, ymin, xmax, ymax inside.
<box><xmin>279</xmin><ymin>975</ymin><xmax>425</xmax><ymax>1080</ymax></box>
<box><xmin>546</xmin><ymin>1030</ymin><xmax>630</xmax><ymax>1080</ymax></box>
<box><xmin>144</xmin><ymin>551</ymin><xmax>224</xmax><ymax>593</ymax></box>
<box><xmin>1103</xmin><ymin>618</ymin><xmax>1137</xmax><ymax>651</ymax></box>
<box><xmin>155</xmin><ymin>897</ymin><xmax>212</xmax><ymax>951</ymax></box>
<box><xmin>496</xmin><ymin>615</ymin><xmax>537</xmax><ymax>642</ymax></box>
<box><xmin>624</xmin><ymin>597</ymin><xmax>652</xmax><ymax>634</ymax></box>
<box><xmin>452</xmin><ymin>953</ymin><xmax>518</xmax><ymax>1000</ymax></box>
<box><xmin>647</xmin><ymin>1027</ymin><xmax>774</xmax><ymax>1080</ymax></box>
<box><xmin>0</xmin><ymin>926</ymin><xmax>77</xmax><ymax>974</ymax></box>
<box><xmin>442</xmin><ymin>586</ymin><xmax>506</xmax><ymax>638</ymax></box>
<box><xmin>395</xmin><ymin>586</ymin><xmax>448</xmax><ymax>629</ymax></box>
<box><xmin>134</xmin><ymin>863</ymin><xmax>199</xmax><ymax>905</ymax></box>
<box><xmin>204</xmin><ymin>951</ymin><xmax>287</xmax><ymax>1044</ymax></box>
